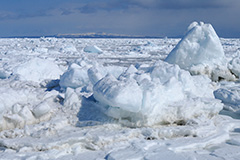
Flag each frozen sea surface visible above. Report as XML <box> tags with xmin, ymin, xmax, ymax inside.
<box><xmin>0</xmin><ymin>37</ymin><xmax>240</xmax><ymax>159</ymax></box>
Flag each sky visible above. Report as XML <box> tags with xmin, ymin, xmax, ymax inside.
<box><xmin>0</xmin><ymin>0</ymin><xmax>240</xmax><ymax>38</ymax></box>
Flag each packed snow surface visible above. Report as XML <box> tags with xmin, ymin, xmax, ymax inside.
<box><xmin>0</xmin><ymin>28</ymin><xmax>240</xmax><ymax>159</ymax></box>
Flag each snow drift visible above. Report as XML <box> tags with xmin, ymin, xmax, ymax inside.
<box><xmin>165</xmin><ymin>22</ymin><xmax>236</xmax><ymax>81</ymax></box>
<box><xmin>90</xmin><ymin>61</ymin><xmax>223</xmax><ymax>126</ymax></box>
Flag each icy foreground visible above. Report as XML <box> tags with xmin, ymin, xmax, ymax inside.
<box><xmin>0</xmin><ymin>36</ymin><xmax>240</xmax><ymax>159</ymax></box>
<box><xmin>165</xmin><ymin>22</ymin><xmax>236</xmax><ymax>81</ymax></box>
<box><xmin>91</xmin><ymin>61</ymin><xmax>222</xmax><ymax>126</ymax></box>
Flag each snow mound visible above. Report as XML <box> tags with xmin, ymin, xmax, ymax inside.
<box><xmin>14</xmin><ymin>58</ymin><xmax>63</xmax><ymax>83</ymax></box>
<box><xmin>165</xmin><ymin>21</ymin><xmax>236</xmax><ymax>81</ymax></box>
<box><xmin>91</xmin><ymin>61</ymin><xmax>223</xmax><ymax>126</ymax></box>
<box><xmin>84</xmin><ymin>45</ymin><xmax>103</xmax><ymax>53</ymax></box>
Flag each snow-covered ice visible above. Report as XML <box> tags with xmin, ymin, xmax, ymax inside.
<box><xmin>0</xmin><ymin>25</ymin><xmax>240</xmax><ymax>159</ymax></box>
<box><xmin>14</xmin><ymin>57</ymin><xmax>63</xmax><ymax>83</ymax></box>
<box><xmin>92</xmin><ymin>61</ymin><xmax>222</xmax><ymax>126</ymax></box>
<box><xmin>165</xmin><ymin>22</ymin><xmax>236</xmax><ymax>81</ymax></box>
<box><xmin>59</xmin><ymin>63</ymin><xmax>89</xmax><ymax>89</ymax></box>
<box><xmin>228</xmin><ymin>55</ymin><xmax>240</xmax><ymax>78</ymax></box>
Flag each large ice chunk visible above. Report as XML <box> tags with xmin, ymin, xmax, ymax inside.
<box><xmin>60</xmin><ymin>62</ymin><xmax>126</xmax><ymax>90</ymax></box>
<box><xmin>214</xmin><ymin>85</ymin><xmax>240</xmax><ymax>113</ymax></box>
<box><xmin>0</xmin><ymin>70</ymin><xmax>9</xmax><ymax>79</ymax></box>
<box><xmin>59</xmin><ymin>63</ymin><xmax>89</xmax><ymax>89</ymax></box>
<box><xmin>32</xmin><ymin>101</ymin><xmax>51</xmax><ymax>118</ymax></box>
<box><xmin>14</xmin><ymin>58</ymin><xmax>63</xmax><ymax>83</ymax></box>
<box><xmin>84</xmin><ymin>45</ymin><xmax>103</xmax><ymax>53</ymax></box>
<box><xmin>228</xmin><ymin>55</ymin><xmax>240</xmax><ymax>78</ymax></box>
<box><xmin>165</xmin><ymin>22</ymin><xmax>236</xmax><ymax>81</ymax></box>
<box><xmin>0</xmin><ymin>85</ymin><xmax>53</xmax><ymax>131</ymax></box>
<box><xmin>63</xmin><ymin>87</ymin><xmax>82</xmax><ymax>110</ymax></box>
<box><xmin>92</xmin><ymin>61</ymin><xmax>223</xmax><ymax>126</ymax></box>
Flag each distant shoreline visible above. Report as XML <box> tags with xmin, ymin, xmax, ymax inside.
<box><xmin>0</xmin><ymin>35</ymin><xmax>165</xmax><ymax>39</ymax></box>
<box><xmin>0</xmin><ymin>34</ymin><xmax>240</xmax><ymax>39</ymax></box>
<box><xmin>0</xmin><ymin>32</ymin><xmax>166</xmax><ymax>39</ymax></box>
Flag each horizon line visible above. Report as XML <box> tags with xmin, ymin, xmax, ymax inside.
<box><xmin>0</xmin><ymin>32</ymin><xmax>239</xmax><ymax>39</ymax></box>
